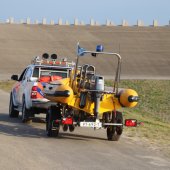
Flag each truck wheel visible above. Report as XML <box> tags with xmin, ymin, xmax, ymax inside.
<box><xmin>46</xmin><ymin>106</ymin><xmax>60</xmax><ymax>137</ymax></box>
<box><xmin>9</xmin><ymin>94</ymin><xmax>19</xmax><ymax>118</ymax></box>
<box><xmin>22</xmin><ymin>99</ymin><xmax>31</xmax><ymax>123</ymax></box>
<box><xmin>107</xmin><ymin>111</ymin><xmax>123</xmax><ymax>141</ymax></box>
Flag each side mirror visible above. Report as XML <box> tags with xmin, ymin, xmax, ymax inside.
<box><xmin>11</xmin><ymin>75</ymin><xmax>18</xmax><ymax>81</ymax></box>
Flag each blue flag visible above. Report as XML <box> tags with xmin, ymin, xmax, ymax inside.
<box><xmin>77</xmin><ymin>45</ymin><xmax>86</xmax><ymax>56</ymax></box>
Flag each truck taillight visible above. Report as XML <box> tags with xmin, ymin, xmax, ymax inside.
<box><xmin>31</xmin><ymin>86</ymin><xmax>37</xmax><ymax>99</ymax></box>
<box><xmin>125</xmin><ymin>119</ymin><xmax>137</xmax><ymax>127</ymax></box>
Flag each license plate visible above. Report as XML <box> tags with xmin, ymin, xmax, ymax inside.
<box><xmin>80</xmin><ymin>122</ymin><xmax>102</xmax><ymax>128</ymax></box>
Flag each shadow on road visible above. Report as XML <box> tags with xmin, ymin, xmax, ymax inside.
<box><xmin>0</xmin><ymin>112</ymin><xmax>46</xmax><ymax>138</ymax></box>
<box><xmin>0</xmin><ymin>112</ymin><xmax>107</xmax><ymax>141</ymax></box>
<box><xmin>59</xmin><ymin>132</ymin><xmax>106</xmax><ymax>141</ymax></box>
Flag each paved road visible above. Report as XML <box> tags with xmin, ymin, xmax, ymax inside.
<box><xmin>0</xmin><ymin>90</ymin><xmax>169</xmax><ymax>170</ymax></box>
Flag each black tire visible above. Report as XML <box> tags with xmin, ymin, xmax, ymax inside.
<box><xmin>107</xmin><ymin>111</ymin><xmax>123</xmax><ymax>141</ymax></box>
<box><xmin>116</xmin><ymin>111</ymin><xmax>123</xmax><ymax>136</ymax></box>
<box><xmin>69</xmin><ymin>125</ymin><xmax>75</xmax><ymax>132</ymax></box>
<box><xmin>62</xmin><ymin>124</ymin><xmax>68</xmax><ymax>132</ymax></box>
<box><xmin>107</xmin><ymin>127</ymin><xmax>118</xmax><ymax>141</ymax></box>
<box><xmin>103</xmin><ymin>112</ymin><xmax>110</xmax><ymax>124</ymax></box>
<box><xmin>9</xmin><ymin>94</ymin><xmax>19</xmax><ymax>118</ymax></box>
<box><xmin>46</xmin><ymin>105</ymin><xmax>61</xmax><ymax>137</ymax></box>
<box><xmin>22</xmin><ymin>99</ymin><xmax>31</xmax><ymax>123</ymax></box>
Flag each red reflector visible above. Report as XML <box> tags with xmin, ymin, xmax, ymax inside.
<box><xmin>125</xmin><ymin>119</ymin><xmax>137</xmax><ymax>127</ymax></box>
<box><xmin>62</xmin><ymin>117</ymin><xmax>73</xmax><ymax>125</ymax></box>
<box><xmin>32</xmin><ymin>86</ymin><xmax>37</xmax><ymax>91</ymax></box>
<box><xmin>31</xmin><ymin>86</ymin><xmax>37</xmax><ymax>99</ymax></box>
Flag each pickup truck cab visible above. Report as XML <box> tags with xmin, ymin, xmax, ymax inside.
<box><xmin>9</xmin><ymin>54</ymin><xmax>75</xmax><ymax>123</ymax></box>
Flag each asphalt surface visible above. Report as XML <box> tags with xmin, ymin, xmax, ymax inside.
<box><xmin>0</xmin><ymin>89</ymin><xmax>169</xmax><ymax>170</ymax></box>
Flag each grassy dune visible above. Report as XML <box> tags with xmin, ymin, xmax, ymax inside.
<box><xmin>0</xmin><ymin>80</ymin><xmax>170</xmax><ymax>156</ymax></box>
<box><xmin>119</xmin><ymin>80</ymin><xmax>170</xmax><ymax>123</ymax></box>
<box><xmin>106</xmin><ymin>80</ymin><xmax>170</xmax><ymax>157</ymax></box>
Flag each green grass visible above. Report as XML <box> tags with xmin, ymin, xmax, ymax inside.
<box><xmin>0</xmin><ymin>80</ymin><xmax>15</xmax><ymax>93</ymax></box>
<box><xmin>106</xmin><ymin>80</ymin><xmax>170</xmax><ymax>123</ymax></box>
<box><xmin>106</xmin><ymin>80</ymin><xmax>170</xmax><ymax>157</ymax></box>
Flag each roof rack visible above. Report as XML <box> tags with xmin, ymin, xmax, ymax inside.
<box><xmin>31</xmin><ymin>55</ymin><xmax>75</xmax><ymax>67</ymax></box>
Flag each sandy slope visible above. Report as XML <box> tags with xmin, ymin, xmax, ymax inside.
<box><xmin>0</xmin><ymin>24</ymin><xmax>170</xmax><ymax>80</ymax></box>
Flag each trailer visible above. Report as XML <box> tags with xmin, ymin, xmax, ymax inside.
<box><xmin>43</xmin><ymin>43</ymin><xmax>139</xmax><ymax>141</ymax></box>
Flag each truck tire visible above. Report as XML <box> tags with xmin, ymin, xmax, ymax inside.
<box><xmin>46</xmin><ymin>105</ymin><xmax>60</xmax><ymax>137</ymax></box>
<box><xmin>22</xmin><ymin>99</ymin><xmax>31</xmax><ymax>123</ymax></box>
<box><xmin>9</xmin><ymin>94</ymin><xmax>19</xmax><ymax>118</ymax></box>
<box><xmin>107</xmin><ymin>111</ymin><xmax>123</xmax><ymax>141</ymax></box>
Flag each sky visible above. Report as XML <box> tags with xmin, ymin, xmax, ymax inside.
<box><xmin>0</xmin><ymin>0</ymin><xmax>169</xmax><ymax>26</ymax></box>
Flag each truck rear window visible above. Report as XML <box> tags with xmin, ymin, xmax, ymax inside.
<box><xmin>32</xmin><ymin>67</ymin><xmax>69</xmax><ymax>79</ymax></box>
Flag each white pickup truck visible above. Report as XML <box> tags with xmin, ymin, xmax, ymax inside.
<box><xmin>9</xmin><ymin>54</ymin><xmax>75</xmax><ymax>123</ymax></box>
